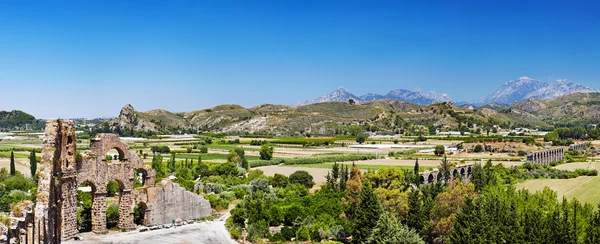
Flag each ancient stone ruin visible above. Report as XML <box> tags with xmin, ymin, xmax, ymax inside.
<box><xmin>526</xmin><ymin>148</ymin><xmax>564</xmax><ymax>165</ymax></box>
<box><xmin>569</xmin><ymin>142</ymin><xmax>591</xmax><ymax>153</ymax></box>
<box><xmin>419</xmin><ymin>164</ymin><xmax>474</xmax><ymax>184</ymax></box>
<box><xmin>9</xmin><ymin>119</ymin><xmax>211</xmax><ymax>243</ymax></box>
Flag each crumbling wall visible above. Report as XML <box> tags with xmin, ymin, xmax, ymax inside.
<box><xmin>137</xmin><ymin>179</ymin><xmax>212</xmax><ymax>226</ymax></box>
<box><xmin>10</xmin><ymin>120</ymin><xmax>212</xmax><ymax>244</ymax></box>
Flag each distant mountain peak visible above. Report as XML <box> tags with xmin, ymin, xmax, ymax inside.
<box><xmin>295</xmin><ymin>87</ymin><xmax>452</xmax><ymax>106</ymax></box>
<box><xmin>483</xmin><ymin>76</ymin><xmax>598</xmax><ymax>104</ymax></box>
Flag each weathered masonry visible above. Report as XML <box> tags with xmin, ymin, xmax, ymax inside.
<box><xmin>9</xmin><ymin>120</ymin><xmax>211</xmax><ymax>243</ymax></box>
<box><xmin>569</xmin><ymin>142</ymin><xmax>591</xmax><ymax>153</ymax></box>
<box><xmin>526</xmin><ymin>148</ymin><xmax>564</xmax><ymax>166</ymax></box>
<box><xmin>419</xmin><ymin>164</ymin><xmax>474</xmax><ymax>184</ymax></box>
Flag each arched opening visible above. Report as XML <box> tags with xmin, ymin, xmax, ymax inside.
<box><xmin>106</xmin><ymin>179</ymin><xmax>124</xmax><ymax>230</ymax></box>
<box><xmin>460</xmin><ymin>168</ymin><xmax>465</xmax><ymax>178</ymax></box>
<box><xmin>419</xmin><ymin>175</ymin><xmax>425</xmax><ymax>184</ymax></box>
<box><xmin>76</xmin><ymin>181</ymin><xmax>96</xmax><ymax>233</ymax></box>
<box><xmin>134</xmin><ymin>168</ymin><xmax>151</xmax><ymax>187</ymax></box>
<box><xmin>467</xmin><ymin>166</ymin><xmax>472</xmax><ymax>177</ymax></box>
<box><xmin>134</xmin><ymin>202</ymin><xmax>148</xmax><ymax>226</ymax></box>
<box><xmin>427</xmin><ymin>174</ymin><xmax>434</xmax><ymax>183</ymax></box>
<box><xmin>436</xmin><ymin>173</ymin><xmax>443</xmax><ymax>182</ymax></box>
<box><xmin>105</xmin><ymin>147</ymin><xmax>126</xmax><ymax>162</ymax></box>
<box><xmin>452</xmin><ymin>169</ymin><xmax>459</xmax><ymax>179</ymax></box>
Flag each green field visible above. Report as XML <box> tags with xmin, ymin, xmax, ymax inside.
<box><xmin>283</xmin><ymin>163</ymin><xmax>435</xmax><ymax>172</ymax></box>
<box><xmin>516</xmin><ymin>161</ymin><xmax>600</xmax><ymax>207</ymax></box>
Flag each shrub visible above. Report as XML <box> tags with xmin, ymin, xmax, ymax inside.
<box><xmin>289</xmin><ymin>171</ymin><xmax>315</xmax><ymax>189</ymax></box>
<box><xmin>296</xmin><ymin>225</ymin><xmax>311</xmax><ymax>241</ymax></box>
<box><xmin>518</xmin><ymin>150</ymin><xmax>527</xmax><ymax>156</ymax></box>
<box><xmin>474</xmin><ymin>144</ymin><xmax>483</xmax><ymax>153</ymax></box>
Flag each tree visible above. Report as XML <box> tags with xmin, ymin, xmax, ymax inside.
<box><xmin>289</xmin><ymin>170</ymin><xmax>315</xmax><ymax>188</ymax></box>
<box><xmin>168</xmin><ymin>153</ymin><xmax>176</xmax><ymax>173</ymax></box>
<box><xmin>259</xmin><ymin>144</ymin><xmax>274</xmax><ymax>160</ymax></box>
<box><xmin>413</xmin><ymin>159</ymin><xmax>421</xmax><ymax>186</ymax></box>
<box><xmin>349</xmin><ymin>98</ymin><xmax>356</xmax><ymax>105</ymax></box>
<box><xmin>364</xmin><ymin>212</ymin><xmax>425</xmax><ymax>244</ymax></box>
<box><xmin>228</xmin><ymin>148</ymin><xmax>248</xmax><ymax>169</ymax></box>
<box><xmin>270</xmin><ymin>173</ymin><xmax>289</xmax><ymax>188</ymax></box>
<box><xmin>10</xmin><ymin>151</ymin><xmax>15</xmax><ymax>176</ymax></box>
<box><xmin>356</xmin><ymin>135</ymin><xmax>366</xmax><ymax>144</ymax></box>
<box><xmin>474</xmin><ymin>144</ymin><xmax>483</xmax><ymax>153</ymax></box>
<box><xmin>353</xmin><ymin>182</ymin><xmax>383</xmax><ymax>243</ymax></box>
<box><xmin>407</xmin><ymin>189</ymin><xmax>424</xmax><ymax>232</ymax></box>
<box><xmin>439</xmin><ymin>155</ymin><xmax>451</xmax><ymax>183</ymax></box>
<box><xmin>471</xmin><ymin>163</ymin><xmax>485</xmax><ymax>192</ymax></box>
<box><xmin>29</xmin><ymin>151</ymin><xmax>37</xmax><ymax>179</ymax></box>
<box><xmin>151</xmin><ymin>154</ymin><xmax>165</xmax><ymax>178</ymax></box>
<box><xmin>434</xmin><ymin>145</ymin><xmax>445</xmax><ymax>156</ymax></box>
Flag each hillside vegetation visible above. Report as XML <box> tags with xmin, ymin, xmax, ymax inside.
<box><xmin>104</xmin><ymin>92</ymin><xmax>596</xmax><ymax>136</ymax></box>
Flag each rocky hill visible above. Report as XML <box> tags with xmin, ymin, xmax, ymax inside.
<box><xmin>108</xmin><ymin>98</ymin><xmax>554</xmax><ymax>136</ymax></box>
<box><xmin>507</xmin><ymin>92</ymin><xmax>600</xmax><ymax>126</ymax></box>
<box><xmin>0</xmin><ymin>110</ymin><xmax>44</xmax><ymax>131</ymax></box>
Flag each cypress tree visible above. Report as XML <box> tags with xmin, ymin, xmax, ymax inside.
<box><xmin>353</xmin><ymin>182</ymin><xmax>382</xmax><ymax>244</ymax></box>
<box><xmin>10</xmin><ymin>151</ymin><xmax>15</xmax><ymax>176</ymax></box>
<box><xmin>407</xmin><ymin>189</ymin><xmax>424</xmax><ymax>231</ymax></box>
<box><xmin>29</xmin><ymin>151</ymin><xmax>37</xmax><ymax>178</ymax></box>
<box><xmin>413</xmin><ymin>159</ymin><xmax>420</xmax><ymax>186</ymax></box>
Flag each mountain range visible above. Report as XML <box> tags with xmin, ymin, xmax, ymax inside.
<box><xmin>295</xmin><ymin>77</ymin><xmax>599</xmax><ymax>106</ymax></box>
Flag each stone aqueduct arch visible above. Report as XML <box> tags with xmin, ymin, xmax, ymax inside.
<box><xmin>419</xmin><ymin>164</ymin><xmax>474</xmax><ymax>184</ymax></box>
<box><xmin>569</xmin><ymin>142</ymin><xmax>591</xmax><ymax>153</ymax></box>
<box><xmin>12</xmin><ymin>119</ymin><xmax>211</xmax><ymax>244</ymax></box>
<box><xmin>526</xmin><ymin>148</ymin><xmax>564</xmax><ymax>165</ymax></box>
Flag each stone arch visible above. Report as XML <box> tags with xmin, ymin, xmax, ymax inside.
<box><xmin>427</xmin><ymin>173</ymin><xmax>434</xmax><ymax>183</ymax></box>
<box><xmin>133</xmin><ymin>202</ymin><xmax>150</xmax><ymax>226</ymax></box>
<box><xmin>133</xmin><ymin>166</ymin><xmax>156</xmax><ymax>187</ymax></box>
<box><xmin>452</xmin><ymin>169</ymin><xmax>459</xmax><ymax>179</ymax></box>
<box><xmin>419</xmin><ymin>175</ymin><xmax>425</xmax><ymax>184</ymax></box>
<box><xmin>460</xmin><ymin>167</ymin><xmax>465</xmax><ymax>178</ymax></box>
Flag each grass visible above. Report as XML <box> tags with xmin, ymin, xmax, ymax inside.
<box><xmin>283</xmin><ymin>163</ymin><xmax>435</xmax><ymax>172</ymax></box>
<box><xmin>172</xmin><ymin>153</ymin><xmax>262</xmax><ymax>161</ymax></box>
<box><xmin>0</xmin><ymin>152</ymin><xmax>28</xmax><ymax>159</ymax></box>
<box><xmin>515</xmin><ymin>161</ymin><xmax>600</xmax><ymax>207</ymax></box>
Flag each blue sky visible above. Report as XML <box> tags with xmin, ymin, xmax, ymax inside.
<box><xmin>1</xmin><ymin>0</ymin><xmax>599</xmax><ymax>118</ymax></box>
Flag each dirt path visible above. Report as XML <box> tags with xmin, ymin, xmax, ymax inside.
<box><xmin>67</xmin><ymin>215</ymin><xmax>235</xmax><ymax>244</ymax></box>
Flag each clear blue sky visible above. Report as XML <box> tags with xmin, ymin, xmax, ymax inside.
<box><xmin>1</xmin><ymin>0</ymin><xmax>599</xmax><ymax>118</ymax></box>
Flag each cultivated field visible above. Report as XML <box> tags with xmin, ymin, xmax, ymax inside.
<box><xmin>515</xmin><ymin>161</ymin><xmax>600</xmax><ymax>207</ymax></box>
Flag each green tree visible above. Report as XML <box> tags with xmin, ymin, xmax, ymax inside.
<box><xmin>471</xmin><ymin>163</ymin><xmax>485</xmax><ymax>192</ymax></box>
<box><xmin>353</xmin><ymin>182</ymin><xmax>383</xmax><ymax>244</ymax></box>
<box><xmin>9</xmin><ymin>151</ymin><xmax>15</xmax><ymax>176</ymax></box>
<box><xmin>289</xmin><ymin>170</ymin><xmax>315</xmax><ymax>188</ymax></box>
<box><xmin>434</xmin><ymin>145</ymin><xmax>445</xmax><ymax>156</ymax></box>
<box><xmin>259</xmin><ymin>144</ymin><xmax>274</xmax><ymax>160</ymax></box>
<box><xmin>228</xmin><ymin>148</ymin><xmax>248</xmax><ymax>169</ymax></box>
<box><xmin>413</xmin><ymin>159</ymin><xmax>421</xmax><ymax>186</ymax></box>
<box><xmin>439</xmin><ymin>155</ymin><xmax>451</xmax><ymax>184</ymax></box>
<box><xmin>407</xmin><ymin>189</ymin><xmax>424</xmax><ymax>232</ymax></box>
<box><xmin>151</xmin><ymin>154</ymin><xmax>165</xmax><ymax>178</ymax></box>
<box><xmin>356</xmin><ymin>135</ymin><xmax>366</xmax><ymax>144</ymax></box>
<box><xmin>364</xmin><ymin>212</ymin><xmax>425</xmax><ymax>244</ymax></box>
<box><xmin>29</xmin><ymin>151</ymin><xmax>37</xmax><ymax>178</ymax></box>
<box><xmin>474</xmin><ymin>144</ymin><xmax>483</xmax><ymax>153</ymax></box>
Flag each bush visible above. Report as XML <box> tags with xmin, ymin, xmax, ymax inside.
<box><xmin>281</xmin><ymin>226</ymin><xmax>296</xmax><ymax>241</ymax></box>
<box><xmin>296</xmin><ymin>225</ymin><xmax>311</xmax><ymax>241</ymax></box>
<box><xmin>518</xmin><ymin>150</ymin><xmax>527</xmax><ymax>156</ymax></box>
<box><xmin>199</xmin><ymin>146</ymin><xmax>208</xmax><ymax>154</ymax></box>
<box><xmin>248</xmin><ymin>220</ymin><xmax>269</xmax><ymax>242</ymax></box>
<box><xmin>434</xmin><ymin>145</ymin><xmax>445</xmax><ymax>156</ymax></box>
<box><xmin>474</xmin><ymin>144</ymin><xmax>483</xmax><ymax>153</ymax></box>
<box><xmin>259</xmin><ymin>144</ymin><xmax>274</xmax><ymax>160</ymax></box>
<box><xmin>270</xmin><ymin>173</ymin><xmax>289</xmax><ymax>188</ymax></box>
<box><xmin>289</xmin><ymin>171</ymin><xmax>315</xmax><ymax>189</ymax></box>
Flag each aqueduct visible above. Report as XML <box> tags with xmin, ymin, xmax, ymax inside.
<box><xmin>526</xmin><ymin>148</ymin><xmax>564</xmax><ymax>165</ymax></box>
<box><xmin>569</xmin><ymin>142</ymin><xmax>591</xmax><ymax>153</ymax></box>
<box><xmin>419</xmin><ymin>164</ymin><xmax>474</xmax><ymax>184</ymax></box>
<box><xmin>9</xmin><ymin>120</ymin><xmax>211</xmax><ymax>243</ymax></box>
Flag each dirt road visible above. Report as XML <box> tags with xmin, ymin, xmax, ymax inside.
<box><xmin>67</xmin><ymin>214</ymin><xmax>235</xmax><ymax>244</ymax></box>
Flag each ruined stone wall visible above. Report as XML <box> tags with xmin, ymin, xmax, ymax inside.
<box><xmin>527</xmin><ymin>148</ymin><xmax>564</xmax><ymax>165</ymax></box>
<box><xmin>139</xmin><ymin>179</ymin><xmax>211</xmax><ymax>226</ymax></box>
<box><xmin>419</xmin><ymin>164</ymin><xmax>474</xmax><ymax>184</ymax></box>
<box><xmin>10</xmin><ymin>120</ymin><xmax>212</xmax><ymax>243</ymax></box>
